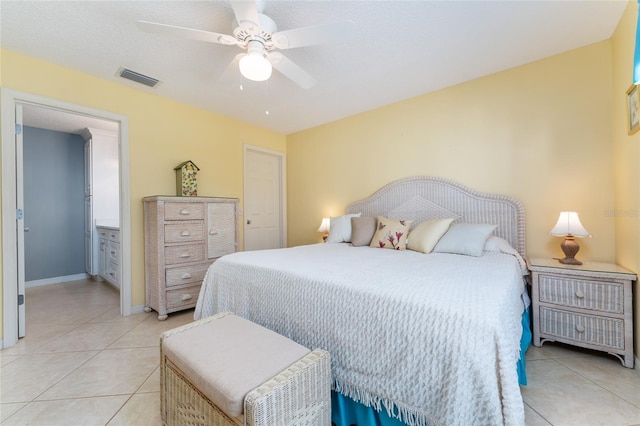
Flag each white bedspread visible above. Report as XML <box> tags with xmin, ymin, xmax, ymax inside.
<box><xmin>195</xmin><ymin>243</ymin><xmax>526</xmax><ymax>426</ymax></box>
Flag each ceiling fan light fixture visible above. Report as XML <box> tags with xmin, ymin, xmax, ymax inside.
<box><xmin>239</xmin><ymin>53</ymin><xmax>272</xmax><ymax>81</ymax></box>
<box><xmin>239</xmin><ymin>40</ymin><xmax>272</xmax><ymax>82</ymax></box>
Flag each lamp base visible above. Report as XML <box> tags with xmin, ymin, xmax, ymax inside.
<box><xmin>558</xmin><ymin>235</ymin><xmax>582</xmax><ymax>265</ymax></box>
<box><xmin>558</xmin><ymin>257</ymin><xmax>583</xmax><ymax>266</ymax></box>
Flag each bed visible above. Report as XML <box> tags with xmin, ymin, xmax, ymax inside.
<box><xmin>195</xmin><ymin>176</ymin><xmax>530</xmax><ymax>426</ymax></box>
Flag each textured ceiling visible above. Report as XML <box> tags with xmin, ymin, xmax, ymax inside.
<box><xmin>0</xmin><ymin>1</ymin><xmax>627</xmax><ymax>135</ymax></box>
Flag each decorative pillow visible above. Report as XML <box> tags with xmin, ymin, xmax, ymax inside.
<box><xmin>350</xmin><ymin>216</ymin><xmax>377</xmax><ymax>247</ymax></box>
<box><xmin>326</xmin><ymin>213</ymin><xmax>361</xmax><ymax>243</ymax></box>
<box><xmin>369</xmin><ymin>216</ymin><xmax>413</xmax><ymax>250</ymax></box>
<box><xmin>432</xmin><ymin>223</ymin><xmax>497</xmax><ymax>256</ymax></box>
<box><xmin>407</xmin><ymin>218</ymin><xmax>455</xmax><ymax>254</ymax></box>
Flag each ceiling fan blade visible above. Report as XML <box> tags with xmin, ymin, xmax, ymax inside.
<box><xmin>137</xmin><ymin>20</ymin><xmax>237</xmax><ymax>45</ymax></box>
<box><xmin>267</xmin><ymin>52</ymin><xmax>316</xmax><ymax>89</ymax></box>
<box><xmin>271</xmin><ymin>20</ymin><xmax>356</xmax><ymax>50</ymax></box>
<box><xmin>229</xmin><ymin>1</ymin><xmax>260</xmax><ymax>26</ymax></box>
<box><xmin>218</xmin><ymin>53</ymin><xmax>246</xmax><ymax>85</ymax></box>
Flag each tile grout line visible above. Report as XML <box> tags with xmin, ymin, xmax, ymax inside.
<box><xmin>523</xmin><ymin>401</ymin><xmax>553</xmax><ymax>426</ymax></box>
<box><xmin>553</xmin><ymin>356</ymin><xmax>640</xmax><ymax>411</ymax></box>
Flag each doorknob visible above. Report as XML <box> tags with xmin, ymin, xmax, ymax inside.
<box><xmin>24</xmin><ymin>227</ymin><xmax>30</xmax><ymax>232</ymax></box>
<box><xmin>246</xmin><ymin>220</ymin><xmax>251</xmax><ymax>225</ymax></box>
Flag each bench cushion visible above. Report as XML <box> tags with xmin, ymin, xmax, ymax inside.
<box><xmin>162</xmin><ymin>313</ymin><xmax>310</xmax><ymax>418</ymax></box>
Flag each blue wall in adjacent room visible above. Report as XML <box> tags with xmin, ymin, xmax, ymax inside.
<box><xmin>23</xmin><ymin>126</ymin><xmax>86</xmax><ymax>281</ymax></box>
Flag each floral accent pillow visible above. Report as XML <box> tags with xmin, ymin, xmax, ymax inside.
<box><xmin>370</xmin><ymin>216</ymin><xmax>413</xmax><ymax>250</ymax></box>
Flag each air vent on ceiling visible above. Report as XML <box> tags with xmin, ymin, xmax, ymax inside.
<box><xmin>117</xmin><ymin>67</ymin><xmax>160</xmax><ymax>88</ymax></box>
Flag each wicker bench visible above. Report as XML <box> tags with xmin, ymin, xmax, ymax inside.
<box><xmin>160</xmin><ymin>312</ymin><xmax>331</xmax><ymax>426</ymax></box>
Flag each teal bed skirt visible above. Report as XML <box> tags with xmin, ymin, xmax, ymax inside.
<box><xmin>331</xmin><ymin>306</ymin><xmax>533</xmax><ymax>426</ymax></box>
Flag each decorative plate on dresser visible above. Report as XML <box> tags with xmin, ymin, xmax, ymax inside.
<box><xmin>528</xmin><ymin>257</ymin><xmax>636</xmax><ymax>368</ymax></box>
<box><xmin>143</xmin><ymin>196</ymin><xmax>239</xmax><ymax>320</ymax></box>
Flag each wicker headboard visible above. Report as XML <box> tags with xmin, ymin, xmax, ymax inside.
<box><xmin>346</xmin><ymin>176</ymin><xmax>526</xmax><ymax>258</ymax></box>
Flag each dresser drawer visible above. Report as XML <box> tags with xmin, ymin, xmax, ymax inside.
<box><xmin>97</xmin><ymin>228</ymin><xmax>120</xmax><ymax>243</ymax></box>
<box><xmin>538</xmin><ymin>274</ymin><xmax>624</xmax><ymax>314</ymax></box>
<box><xmin>106</xmin><ymin>260</ymin><xmax>120</xmax><ymax>285</ymax></box>
<box><xmin>165</xmin><ymin>263</ymin><xmax>210</xmax><ymax>288</ymax></box>
<box><xmin>164</xmin><ymin>223</ymin><xmax>204</xmax><ymax>243</ymax></box>
<box><xmin>164</xmin><ymin>203</ymin><xmax>204</xmax><ymax>221</ymax></box>
<box><xmin>539</xmin><ymin>306</ymin><xmax>625</xmax><ymax>350</ymax></box>
<box><xmin>108</xmin><ymin>241</ymin><xmax>119</xmax><ymax>263</ymax></box>
<box><xmin>166</xmin><ymin>284</ymin><xmax>201</xmax><ymax>310</ymax></box>
<box><xmin>164</xmin><ymin>243</ymin><xmax>206</xmax><ymax>265</ymax></box>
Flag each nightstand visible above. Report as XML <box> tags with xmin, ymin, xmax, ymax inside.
<box><xmin>528</xmin><ymin>257</ymin><xmax>636</xmax><ymax>368</ymax></box>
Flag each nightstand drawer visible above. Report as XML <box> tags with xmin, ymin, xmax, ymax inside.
<box><xmin>540</xmin><ymin>306</ymin><xmax>625</xmax><ymax>350</ymax></box>
<box><xmin>538</xmin><ymin>274</ymin><xmax>624</xmax><ymax>314</ymax></box>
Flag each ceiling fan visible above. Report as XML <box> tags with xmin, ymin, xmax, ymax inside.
<box><xmin>137</xmin><ymin>1</ymin><xmax>355</xmax><ymax>89</ymax></box>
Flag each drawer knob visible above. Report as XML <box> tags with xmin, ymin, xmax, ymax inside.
<box><xmin>576</xmin><ymin>324</ymin><xmax>585</xmax><ymax>333</ymax></box>
<box><xmin>179</xmin><ymin>253</ymin><xmax>191</xmax><ymax>258</ymax></box>
<box><xmin>180</xmin><ymin>231</ymin><xmax>191</xmax><ymax>237</ymax></box>
<box><xmin>181</xmin><ymin>273</ymin><xmax>192</xmax><ymax>280</ymax></box>
<box><xmin>180</xmin><ymin>209</ymin><xmax>190</xmax><ymax>215</ymax></box>
<box><xmin>575</xmin><ymin>290</ymin><xmax>585</xmax><ymax>299</ymax></box>
<box><xmin>181</xmin><ymin>294</ymin><xmax>193</xmax><ymax>301</ymax></box>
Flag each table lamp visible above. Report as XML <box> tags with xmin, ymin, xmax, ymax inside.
<box><xmin>549</xmin><ymin>211</ymin><xmax>591</xmax><ymax>265</ymax></box>
<box><xmin>317</xmin><ymin>217</ymin><xmax>330</xmax><ymax>242</ymax></box>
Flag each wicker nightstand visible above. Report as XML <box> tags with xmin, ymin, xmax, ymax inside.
<box><xmin>528</xmin><ymin>257</ymin><xmax>636</xmax><ymax>368</ymax></box>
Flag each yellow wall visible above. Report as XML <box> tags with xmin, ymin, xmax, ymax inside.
<box><xmin>611</xmin><ymin>1</ymin><xmax>640</xmax><ymax>358</ymax></box>
<box><xmin>3</xmin><ymin>7</ymin><xmax>639</xmax><ymax>359</ymax></box>
<box><xmin>0</xmin><ymin>49</ymin><xmax>286</xmax><ymax>339</ymax></box>
<box><xmin>288</xmin><ymin>41</ymin><xmax>616</xmax><ymax>265</ymax></box>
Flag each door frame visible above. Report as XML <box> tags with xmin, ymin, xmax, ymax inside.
<box><xmin>1</xmin><ymin>88</ymin><xmax>132</xmax><ymax>348</ymax></box>
<box><xmin>242</xmin><ymin>144</ymin><xmax>287</xmax><ymax>250</ymax></box>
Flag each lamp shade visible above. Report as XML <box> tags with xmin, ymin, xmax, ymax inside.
<box><xmin>317</xmin><ymin>217</ymin><xmax>330</xmax><ymax>233</ymax></box>
<box><xmin>550</xmin><ymin>212</ymin><xmax>591</xmax><ymax>237</ymax></box>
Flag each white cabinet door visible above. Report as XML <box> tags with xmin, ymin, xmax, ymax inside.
<box><xmin>84</xmin><ymin>196</ymin><xmax>93</xmax><ymax>275</ymax></box>
<box><xmin>98</xmin><ymin>238</ymin><xmax>107</xmax><ymax>278</ymax></box>
<box><xmin>84</xmin><ymin>140</ymin><xmax>92</xmax><ymax>196</ymax></box>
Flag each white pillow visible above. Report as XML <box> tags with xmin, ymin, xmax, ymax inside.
<box><xmin>326</xmin><ymin>213</ymin><xmax>361</xmax><ymax>243</ymax></box>
<box><xmin>407</xmin><ymin>218</ymin><xmax>454</xmax><ymax>254</ymax></box>
<box><xmin>432</xmin><ymin>223</ymin><xmax>496</xmax><ymax>256</ymax></box>
<box><xmin>484</xmin><ymin>236</ymin><xmax>528</xmax><ymax>275</ymax></box>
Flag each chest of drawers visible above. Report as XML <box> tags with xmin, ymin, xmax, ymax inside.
<box><xmin>528</xmin><ymin>257</ymin><xmax>636</xmax><ymax>368</ymax></box>
<box><xmin>143</xmin><ymin>196</ymin><xmax>238</xmax><ymax>320</ymax></box>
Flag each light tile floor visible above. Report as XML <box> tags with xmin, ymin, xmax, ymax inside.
<box><xmin>1</xmin><ymin>279</ymin><xmax>639</xmax><ymax>425</ymax></box>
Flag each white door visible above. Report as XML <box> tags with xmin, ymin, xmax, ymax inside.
<box><xmin>243</xmin><ymin>147</ymin><xmax>285</xmax><ymax>251</ymax></box>
<box><xmin>15</xmin><ymin>103</ymin><xmax>26</xmax><ymax>338</ymax></box>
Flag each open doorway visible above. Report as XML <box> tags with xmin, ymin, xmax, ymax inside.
<box><xmin>1</xmin><ymin>89</ymin><xmax>132</xmax><ymax>349</ymax></box>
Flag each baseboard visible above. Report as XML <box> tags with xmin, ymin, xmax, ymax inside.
<box><xmin>131</xmin><ymin>304</ymin><xmax>146</xmax><ymax>315</ymax></box>
<box><xmin>636</xmin><ymin>355</ymin><xmax>639</xmax><ymax>371</ymax></box>
<box><xmin>26</xmin><ymin>273</ymin><xmax>89</xmax><ymax>288</ymax></box>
